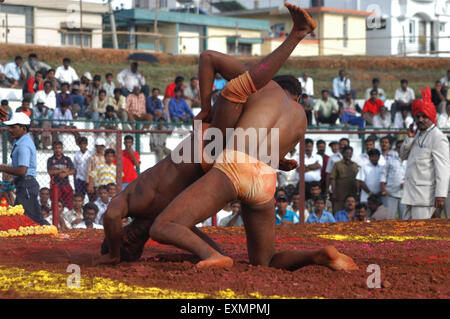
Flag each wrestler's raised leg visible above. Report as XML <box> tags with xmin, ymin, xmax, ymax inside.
<box><xmin>241</xmin><ymin>202</ymin><xmax>359</xmax><ymax>271</ymax></box>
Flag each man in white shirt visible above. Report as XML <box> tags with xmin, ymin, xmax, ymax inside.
<box><xmin>55</xmin><ymin>58</ymin><xmax>79</xmax><ymax>85</ymax></box>
<box><xmin>52</xmin><ymin>101</ymin><xmax>73</xmax><ymax>126</ymax></box>
<box><xmin>304</xmin><ymin>138</ymin><xmax>322</xmax><ymax>199</ymax></box>
<box><xmin>393</xmin><ymin>109</ymin><xmax>414</xmax><ymax>130</ymax></box>
<box><xmin>94</xmin><ymin>185</ymin><xmax>111</xmax><ymax>225</ymax></box>
<box><xmin>354</xmin><ymin>136</ymin><xmax>386</xmax><ymax>167</ymax></box>
<box><xmin>117</xmin><ymin>62</ymin><xmax>146</xmax><ymax>96</ymax></box>
<box><xmin>372</xmin><ymin>106</ymin><xmax>391</xmax><ymax>132</ymax></box>
<box><xmin>332</xmin><ymin>69</ymin><xmax>354</xmax><ymax>101</ymax></box>
<box><xmin>74</xmin><ymin>202</ymin><xmax>104</xmax><ymax>230</ymax></box>
<box><xmin>73</xmin><ymin>137</ymin><xmax>92</xmax><ymax>199</ymax></box>
<box><xmin>33</xmin><ymin>81</ymin><xmax>56</xmax><ymax>110</ymax></box>
<box><xmin>392</xmin><ymin>79</ymin><xmax>415</xmax><ymax>121</ymax></box>
<box><xmin>298</xmin><ymin>72</ymin><xmax>314</xmax><ymax>97</ymax></box>
<box><xmin>356</xmin><ymin>148</ymin><xmax>383</xmax><ymax>204</ymax></box>
<box><xmin>365</xmin><ymin>78</ymin><xmax>386</xmax><ymax>102</ymax></box>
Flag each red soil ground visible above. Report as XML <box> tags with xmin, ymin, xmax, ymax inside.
<box><xmin>0</xmin><ymin>219</ymin><xmax>449</xmax><ymax>299</ymax></box>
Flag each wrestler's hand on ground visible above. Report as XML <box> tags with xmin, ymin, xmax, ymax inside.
<box><xmin>278</xmin><ymin>158</ymin><xmax>299</xmax><ymax>171</ymax></box>
<box><xmin>94</xmin><ymin>253</ymin><xmax>120</xmax><ymax>266</ymax></box>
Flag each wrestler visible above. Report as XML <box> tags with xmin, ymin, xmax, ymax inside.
<box><xmin>148</xmin><ymin>3</ymin><xmax>358</xmax><ymax>271</ymax></box>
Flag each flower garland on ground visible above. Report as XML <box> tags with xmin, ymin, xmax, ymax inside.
<box><xmin>0</xmin><ymin>205</ymin><xmax>58</xmax><ymax>238</ymax></box>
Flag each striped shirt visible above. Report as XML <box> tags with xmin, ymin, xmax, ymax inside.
<box><xmin>90</xmin><ymin>163</ymin><xmax>116</xmax><ymax>187</ymax></box>
<box><xmin>126</xmin><ymin>93</ymin><xmax>146</xmax><ymax>117</ymax></box>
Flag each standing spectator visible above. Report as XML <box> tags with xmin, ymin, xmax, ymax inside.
<box><xmin>31</xmin><ymin>98</ymin><xmax>53</xmax><ymax>149</ymax></box>
<box><xmin>108</xmin><ymin>88</ymin><xmax>129</xmax><ymax>125</ymax></box>
<box><xmin>325</xmin><ymin>138</ymin><xmax>350</xmax><ymax>195</ymax></box>
<box><xmin>39</xmin><ymin>187</ymin><xmax>51</xmax><ymax>212</ymax></box>
<box><xmin>62</xmin><ymin>194</ymin><xmax>84</xmax><ymax>229</ymax></box>
<box><xmin>33</xmin><ymin>80</ymin><xmax>57</xmax><ymax>110</ymax></box>
<box><xmin>306</xmin><ymin>196</ymin><xmax>336</xmax><ymax>224</ymax></box>
<box><xmin>150</xmin><ymin>115</ymin><xmax>171</xmax><ymax>162</ymax></box>
<box><xmin>392</xmin><ymin>79</ymin><xmax>415</xmax><ymax>121</ymax></box>
<box><xmin>431</xmin><ymin>80</ymin><xmax>447</xmax><ymax>114</ymax></box>
<box><xmin>94</xmin><ymin>185</ymin><xmax>111</xmax><ymax>225</ymax></box>
<box><xmin>87</xmin><ymin>138</ymin><xmax>106</xmax><ymax>201</ymax></box>
<box><xmin>47</xmin><ymin>141</ymin><xmax>75</xmax><ymax>209</ymax></box>
<box><xmin>313</xmin><ymin>90</ymin><xmax>339</xmax><ymax>125</ymax></box>
<box><xmin>367</xmin><ymin>195</ymin><xmax>392</xmax><ymax>221</ymax></box>
<box><xmin>213</xmin><ymin>73</ymin><xmax>227</xmax><ymax>92</ymax></box>
<box><xmin>303</xmin><ymin>139</ymin><xmax>322</xmax><ymax>199</ymax></box>
<box><xmin>16</xmin><ymin>98</ymin><xmax>33</xmax><ymax>119</ymax></box>
<box><xmin>400</xmin><ymin>88</ymin><xmax>449</xmax><ymax>219</ymax></box>
<box><xmin>55</xmin><ymin>58</ymin><xmax>79</xmax><ymax>85</ymax></box>
<box><xmin>146</xmin><ymin>88</ymin><xmax>165</xmax><ymax>120</ymax></box>
<box><xmin>316</xmin><ymin>140</ymin><xmax>328</xmax><ymax>193</ymax></box>
<box><xmin>3</xmin><ymin>56</ymin><xmax>25</xmax><ymax>88</ymax></box>
<box><xmin>379</xmin><ymin>135</ymin><xmax>395</xmax><ymax>165</ymax></box>
<box><xmin>340</xmin><ymin>92</ymin><xmax>365</xmax><ymax>129</ymax></box>
<box><xmin>184</xmin><ymin>77</ymin><xmax>201</xmax><ymax>109</ymax></box>
<box><xmin>104</xmin><ymin>73</ymin><xmax>115</xmax><ymax>98</ymax></box>
<box><xmin>335</xmin><ymin>195</ymin><xmax>358</xmax><ymax>222</ymax></box>
<box><xmin>89</xmin><ymin>148</ymin><xmax>117</xmax><ymax>193</ymax></box>
<box><xmin>73</xmin><ymin>137</ymin><xmax>92</xmax><ymax>200</ymax></box>
<box><xmin>163</xmin><ymin>76</ymin><xmax>184</xmax><ymax>115</ymax></box>
<box><xmin>356</xmin><ymin>148</ymin><xmax>383</xmax><ymax>204</ymax></box>
<box><xmin>86</xmin><ymin>89</ymin><xmax>108</xmax><ymax>129</ymax></box>
<box><xmin>332</xmin><ymin>69</ymin><xmax>353</xmax><ymax>101</ymax></box>
<box><xmin>169</xmin><ymin>87</ymin><xmax>194</xmax><ymax>123</ymax></box>
<box><xmin>122</xmin><ymin>135</ymin><xmax>141</xmax><ymax>190</ymax></box>
<box><xmin>372</xmin><ymin>105</ymin><xmax>391</xmax><ymax>130</ymax></box>
<box><xmin>218</xmin><ymin>200</ymin><xmax>244</xmax><ymax>227</ymax></box>
<box><xmin>74</xmin><ymin>203</ymin><xmax>103</xmax><ymax>229</ymax></box>
<box><xmin>437</xmin><ymin>102</ymin><xmax>450</xmax><ymax>129</ymax></box>
<box><xmin>117</xmin><ymin>62</ymin><xmax>147</xmax><ymax>97</ymax></box>
<box><xmin>298</xmin><ymin>72</ymin><xmax>314</xmax><ymax>98</ymax></box>
<box><xmin>330</xmin><ymin>146</ymin><xmax>359</xmax><ymax>213</ymax></box>
<box><xmin>363</xmin><ymin>89</ymin><xmax>384</xmax><ymax>126</ymax></box>
<box><xmin>1</xmin><ymin>115</ymin><xmax>48</xmax><ymax>226</ymax></box>
<box><xmin>300</xmin><ymin>94</ymin><xmax>314</xmax><ymax>126</ymax></box>
<box><xmin>126</xmin><ymin>86</ymin><xmax>153</xmax><ymax>129</ymax></box>
<box><xmin>364</xmin><ymin>78</ymin><xmax>386</xmax><ymax>102</ymax></box>
<box><xmin>354</xmin><ymin>136</ymin><xmax>377</xmax><ymax>168</ymax></box>
<box><xmin>22</xmin><ymin>53</ymin><xmax>51</xmax><ymax>79</ymax></box>
<box><xmin>305</xmin><ymin>182</ymin><xmax>332</xmax><ymax>215</ymax></box>
<box><xmin>381</xmin><ymin>140</ymin><xmax>406</xmax><ymax>219</ymax></box>
<box><xmin>275</xmin><ymin>194</ymin><xmax>299</xmax><ymax>225</ymax></box>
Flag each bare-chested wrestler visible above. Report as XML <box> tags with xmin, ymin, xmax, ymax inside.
<box><xmin>98</xmin><ymin>3</ymin><xmax>357</xmax><ymax>272</ymax></box>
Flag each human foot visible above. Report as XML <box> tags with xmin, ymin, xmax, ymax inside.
<box><xmin>314</xmin><ymin>246</ymin><xmax>359</xmax><ymax>271</ymax></box>
<box><xmin>196</xmin><ymin>255</ymin><xmax>233</xmax><ymax>269</ymax></box>
<box><xmin>285</xmin><ymin>2</ymin><xmax>317</xmax><ymax>36</ymax></box>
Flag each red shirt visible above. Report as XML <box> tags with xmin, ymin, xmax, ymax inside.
<box><xmin>164</xmin><ymin>83</ymin><xmax>177</xmax><ymax>99</ymax></box>
<box><xmin>27</xmin><ymin>77</ymin><xmax>44</xmax><ymax>93</ymax></box>
<box><xmin>122</xmin><ymin>150</ymin><xmax>140</xmax><ymax>183</ymax></box>
<box><xmin>363</xmin><ymin>98</ymin><xmax>384</xmax><ymax>115</ymax></box>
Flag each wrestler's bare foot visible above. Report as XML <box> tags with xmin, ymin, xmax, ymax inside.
<box><xmin>196</xmin><ymin>254</ymin><xmax>234</xmax><ymax>269</ymax></box>
<box><xmin>285</xmin><ymin>2</ymin><xmax>317</xmax><ymax>37</ymax></box>
<box><xmin>313</xmin><ymin>246</ymin><xmax>359</xmax><ymax>271</ymax></box>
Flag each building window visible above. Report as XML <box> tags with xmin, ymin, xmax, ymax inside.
<box><xmin>409</xmin><ymin>20</ymin><xmax>415</xmax><ymax>43</ymax></box>
<box><xmin>159</xmin><ymin>0</ymin><xmax>168</xmax><ymax>8</ymax></box>
<box><xmin>343</xmin><ymin>16</ymin><xmax>348</xmax><ymax>47</ymax></box>
<box><xmin>227</xmin><ymin>43</ymin><xmax>252</xmax><ymax>56</ymax></box>
<box><xmin>440</xmin><ymin>22</ymin><xmax>446</xmax><ymax>33</ymax></box>
<box><xmin>61</xmin><ymin>29</ymin><xmax>92</xmax><ymax>47</ymax></box>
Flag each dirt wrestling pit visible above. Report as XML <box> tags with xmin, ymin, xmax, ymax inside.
<box><xmin>0</xmin><ymin>219</ymin><xmax>449</xmax><ymax>299</ymax></box>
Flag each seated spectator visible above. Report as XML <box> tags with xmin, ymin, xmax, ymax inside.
<box><xmin>392</xmin><ymin>79</ymin><xmax>415</xmax><ymax>121</ymax></box>
<box><xmin>163</xmin><ymin>76</ymin><xmax>184</xmax><ymax>115</ymax></box>
<box><xmin>39</xmin><ymin>187</ymin><xmax>51</xmax><ymax>212</ymax></box>
<box><xmin>367</xmin><ymin>194</ymin><xmax>392</xmax><ymax>221</ymax></box>
<box><xmin>56</xmin><ymin>82</ymin><xmax>75</xmax><ymax>114</ymax></box>
<box><xmin>146</xmin><ymin>87</ymin><xmax>165</xmax><ymax>120</ymax></box>
<box><xmin>88</xmin><ymin>148</ymin><xmax>117</xmax><ymax>194</ymax></box>
<box><xmin>75</xmin><ymin>72</ymin><xmax>93</xmax><ymax>108</ymax></box>
<box><xmin>2</xmin><ymin>56</ymin><xmax>25</xmax><ymax>88</ymax></box>
<box><xmin>47</xmin><ymin>141</ymin><xmax>75</xmax><ymax>209</ymax></box>
<box><xmin>184</xmin><ymin>77</ymin><xmax>201</xmax><ymax>108</ymax></box>
<box><xmin>340</xmin><ymin>92</ymin><xmax>365</xmax><ymax>129</ymax></box>
<box><xmin>150</xmin><ymin>115</ymin><xmax>171</xmax><ymax>162</ymax></box>
<box><xmin>32</xmin><ymin>98</ymin><xmax>53</xmax><ymax>149</ymax></box>
<box><xmin>300</xmin><ymin>94</ymin><xmax>314</xmax><ymax>125</ymax></box>
<box><xmin>0</xmin><ymin>100</ymin><xmax>13</xmax><ymax>121</ymax></box>
<box><xmin>15</xmin><ymin>98</ymin><xmax>33</xmax><ymax>118</ymax></box>
<box><xmin>305</xmin><ymin>182</ymin><xmax>332</xmax><ymax>215</ymax></box>
<box><xmin>62</xmin><ymin>193</ymin><xmax>84</xmax><ymax>229</ymax></box>
<box><xmin>104</xmin><ymin>73</ymin><xmax>115</xmax><ymax>98</ymax></box>
<box><xmin>306</xmin><ymin>196</ymin><xmax>336</xmax><ymax>224</ymax></box>
<box><xmin>218</xmin><ymin>200</ymin><xmax>244</xmax><ymax>227</ymax></box>
<box><xmin>51</xmin><ymin>198</ymin><xmax>71</xmax><ymax>231</ymax></box>
<box><xmin>33</xmin><ymin>80</ymin><xmax>57</xmax><ymax>111</ymax></box>
<box><xmin>372</xmin><ymin>105</ymin><xmax>391</xmax><ymax>129</ymax></box>
<box><xmin>74</xmin><ymin>203</ymin><xmax>104</xmax><ymax>229</ymax></box>
<box><xmin>86</xmin><ymin>89</ymin><xmax>108</xmax><ymax>129</ymax></box>
<box><xmin>275</xmin><ymin>194</ymin><xmax>299</xmax><ymax>225</ymax></box>
<box><xmin>45</xmin><ymin>68</ymin><xmax>59</xmax><ymax>92</ymax></box>
<box><xmin>332</xmin><ymin>69</ymin><xmax>355</xmax><ymax>101</ymax></box>
<box><xmin>298</xmin><ymin>72</ymin><xmax>314</xmax><ymax>98</ymax></box>
<box><xmin>356</xmin><ymin>148</ymin><xmax>383</xmax><ymax>204</ymax></box>
<box><xmin>213</xmin><ymin>73</ymin><xmax>227</xmax><ymax>93</ymax></box>
<box><xmin>94</xmin><ymin>185</ymin><xmax>111</xmax><ymax>225</ymax></box>
<box><xmin>314</xmin><ymin>90</ymin><xmax>339</xmax><ymax>125</ymax></box>
<box><xmin>42</xmin><ymin>205</ymin><xmax>52</xmax><ymax>225</ymax></box>
<box><xmin>334</xmin><ymin>195</ymin><xmax>358</xmax><ymax>222</ymax></box>
<box><xmin>364</xmin><ymin>78</ymin><xmax>386</xmax><ymax>102</ymax></box>
<box><xmin>88</xmin><ymin>74</ymin><xmax>104</xmax><ymax>101</ymax></box>
<box><xmin>393</xmin><ymin>109</ymin><xmax>414</xmax><ymax>133</ymax></box>
<box><xmin>169</xmin><ymin>87</ymin><xmax>194</xmax><ymax>123</ymax></box>
<box><xmin>291</xmin><ymin>193</ymin><xmax>309</xmax><ymax>223</ymax></box>
<box><xmin>126</xmin><ymin>86</ymin><xmax>153</xmax><ymax>129</ymax></box>
<box><xmin>100</xmin><ymin>105</ymin><xmax>119</xmax><ymax>130</ymax></box>
<box><xmin>363</xmin><ymin>89</ymin><xmax>384</xmax><ymax>126</ymax></box>
<box><xmin>0</xmin><ymin>63</ymin><xmax>8</xmax><ymax>87</ymax></box>
<box><xmin>355</xmin><ymin>203</ymin><xmax>370</xmax><ymax>222</ymax></box>
<box><xmin>107</xmin><ymin>183</ymin><xmax>118</xmax><ymax>198</ymax></box>
<box><xmin>108</xmin><ymin>88</ymin><xmax>128</xmax><ymax>126</ymax></box>
<box><xmin>304</xmin><ymin>139</ymin><xmax>322</xmax><ymax>199</ymax></box>
<box><xmin>55</xmin><ymin>58</ymin><xmax>79</xmax><ymax>85</ymax></box>
<box><xmin>24</xmin><ymin>70</ymin><xmax>45</xmax><ymax>98</ymax></box>
<box><xmin>438</xmin><ymin>101</ymin><xmax>450</xmax><ymax>129</ymax></box>
<box><xmin>22</xmin><ymin>53</ymin><xmax>51</xmax><ymax>79</ymax></box>
<box><xmin>431</xmin><ymin>80</ymin><xmax>447</xmax><ymax>114</ymax></box>
<box><xmin>51</xmin><ymin>101</ymin><xmax>80</xmax><ymax>143</ymax></box>
<box><xmin>440</xmin><ymin>69</ymin><xmax>450</xmax><ymax>90</ymax></box>
<box><xmin>117</xmin><ymin>62</ymin><xmax>148</xmax><ymax>97</ymax></box>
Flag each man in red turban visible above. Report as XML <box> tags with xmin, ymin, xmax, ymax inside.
<box><xmin>412</xmin><ymin>86</ymin><xmax>437</xmax><ymax>125</ymax></box>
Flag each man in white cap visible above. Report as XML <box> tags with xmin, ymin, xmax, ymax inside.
<box><xmin>87</xmin><ymin>137</ymin><xmax>106</xmax><ymax>201</ymax></box>
<box><xmin>0</xmin><ymin>112</ymin><xmax>49</xmax><ymax>225</ymax></box>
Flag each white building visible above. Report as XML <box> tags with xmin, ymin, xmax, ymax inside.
<box><xmin>0</xmin><ymin>0</ymin><xmax>107</xmax><ymax>48</ymax></box>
